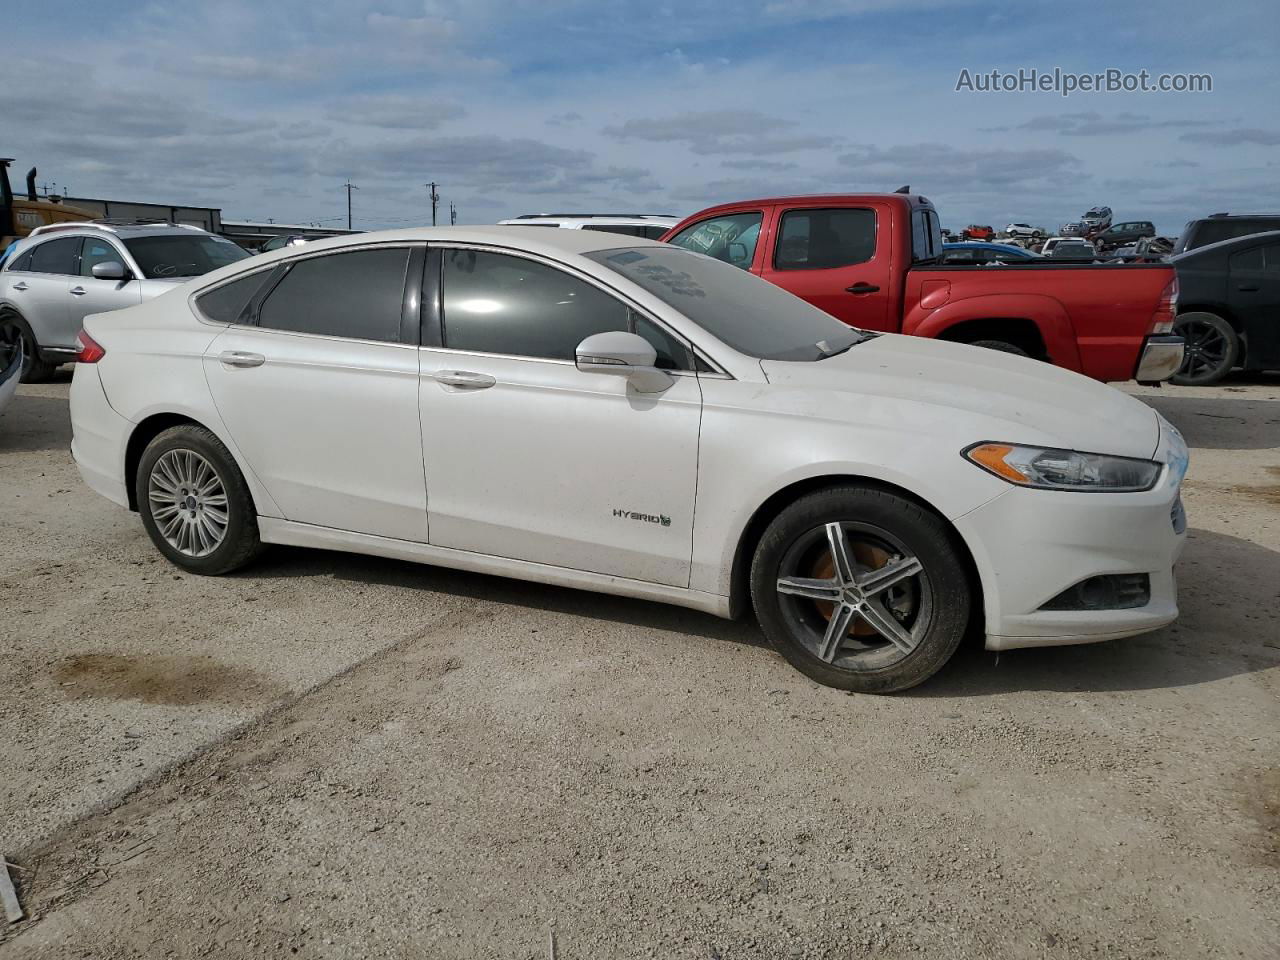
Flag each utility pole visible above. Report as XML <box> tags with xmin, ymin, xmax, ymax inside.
<box><xmin>426</xmin><ymin>182</ymin><xmax>440</xmax><ymax>226</ymax></box>
<box><xmin>344</xmin><ymin>179</ymin><xmax>359</xmax><ymax>229</ymax></box>
<box><xmin>450</xmin><ymin>202</ymin><xmax>456</xmax><ymax>226</ymax></box>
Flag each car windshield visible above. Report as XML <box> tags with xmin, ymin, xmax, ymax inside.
<box><xmin>124</xmin><ymin>234</ymin><xmax>250</xmax><ymax>279</ymax></box>
<box><xmin>586</xmin><ymin>246</ymin><xmax>867</xmax><ymax>362</ymax></box>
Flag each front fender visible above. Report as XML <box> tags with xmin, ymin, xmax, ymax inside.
<box><xmin>905</xmin><ymin>292</ymin><xmax>1084</xmax><ymax>372</ymax></box>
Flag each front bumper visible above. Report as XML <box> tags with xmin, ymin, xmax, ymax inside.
<box><xmin>955</xmin><ymin>419</ymin><xmax>1189</xmax><ymax>650</ymax></box>
<box><xmin>1135</xmin><ymin>335</ymin><xmax>1185</xmax><ymax>383</ymax></box>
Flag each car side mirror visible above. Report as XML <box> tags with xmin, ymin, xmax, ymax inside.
<box><xmin>575</xmin><ymin>331</ymin><xmax>673</xmax><ymax>393</ymax></box>
<box><xmin>728</xmin><ymin>241</ymin><xmax>748</xmax><ymax>264</ymax></box>
<box><xmin>92</xmin><ymin>261</ymin><xmax>128</xmax><ymax>281</ymax></box>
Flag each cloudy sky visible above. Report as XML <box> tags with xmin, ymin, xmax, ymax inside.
<box><xmin>8</xmin><ymin>0</ymin><xmax>1277</xmax><ymax>235</ymax></box>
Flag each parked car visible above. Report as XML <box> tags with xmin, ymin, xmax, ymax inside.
<box><xmin>0</xmin><ymin>221</ymin><xmax>249</xmax><ymax>381</ymax></box>
<box><xmin>497</xmin><ymin>213</ymin><xmax>678</xmax><ymax>240</ymax></box>
<box><xmin>1044</xmin><ymin>239</ymin><xmax>1099</xmax><ymax>259</ymax></box>
<box><xmin>1172</xmin><ymin>213</ymin><xmax>1280</xmax><ymax>255</ymax></box>
<box><xmin>1168</xmin><ymin>230</ymin><xmax>1280</xmax><ymax>385</ymax></box>
<box><xmin>1095</xmin><ymin>221</ymin><xmax>1156</xmax><ymax>251</ymax></box>
<box><xmin>1080</xmin><ymin>206</ymin><xmax>1113</xmax><ymax>235</ymax></box>
<box><xmin>941</xmin><ymin>242</ymin><xmax>1040</xmax><ymax>265</ymax></box>
<box><xmin>68</xmin><ymin>227</ymin><xmax>1189</xmax><ymax>693</ymax></box>
<box><xmin>0</xmin><ymin>326</ymin><xmax>20</xmax><ymax>416</ymax></box>
<box><xmin>1004</xmin><ymin>223</ymin><xmax>1044</xmax><ymax>239</ymax></box>
<box><xmin>961</xmin><ymin>224</ymin><xmax>994</xmax><ymax>241</ymax></box>
<box><xmin>662</xmin><ymin>194</ymin><xmax>1182</xmax><ymax>383</ymax></box>
<box><xmin>1059</xmin><ymin>222</ymin><xmax>1086</xmax><ymax>238</ymax></box>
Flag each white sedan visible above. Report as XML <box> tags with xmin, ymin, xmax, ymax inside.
<box><xmin>69</xmin><ymin>228</ymin><xmax>1189</xmax><ymax>692</ymax></box>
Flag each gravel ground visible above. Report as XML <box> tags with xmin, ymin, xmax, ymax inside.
<box><xmin>1</xmin><ymin>371</ymin><xmax>1277</xmax><ymax>959</ymax></box>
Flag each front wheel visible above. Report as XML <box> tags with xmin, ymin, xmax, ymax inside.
<box><xmin>1170</xmin><ymin>312</ymin><xmax>1239</xmax><ymax>386</ymax></box>
<box><xmin>750</xmin><ymin>486</ymin><xmax>971</xmax><ymax>693</ymax></box>
<box><xmin>136</xmin><ymin>424</ymin><xmax>263</xmax><ymax>575</ymax></box>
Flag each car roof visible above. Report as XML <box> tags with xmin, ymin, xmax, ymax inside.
<box><xmin>25</xmin><ymin>221</ymin><xmax>216</xmax><ymax>241</ymax></box>
<box><xmin>1171</xmin><ymin>228</ymin><xmax>1280</xmax><ymax>262</ymax></box>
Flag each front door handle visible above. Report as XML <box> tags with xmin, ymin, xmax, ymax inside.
<box><xmin>432</xmin><ymin>370</ymin><xmax>496</xmax><ymax>390</ymax></box>
<box><xmin>845</xmin><ymin>283</ymin><xmax>880</xmax><ymax>294</ymax></box>
<box><xmin>11</xmin><ymin>281</ymin><xmax>27</xmax><ymax>291</ymax></box>
<box><xmin>70</xmin><ymin>286</ymin><xmax>87</xmax><ymax>296</ymax></box>
<box><xmin>219</xmin><ymin>350</ymin><xmax>266</xmax><ymax>368</ymax></box>
<box><xmin>1237</xmin><ymin>285</ymin><xmax>1260</xmax><ymax>292</ymax></box>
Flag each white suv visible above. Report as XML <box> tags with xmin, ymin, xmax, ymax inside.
<box><xmin>497</xmin><ymin>214</ymin><xmax>677</xmax><ymax>240</ymax></box>
<box><xmin>1004</xmin><ymin>223</ymin><xmax>1044</xmax><ymax>239</ymax></box>
<box><xmin>0</xmin><ymin>221</ymin><xmax>249</xmax><ymax>381</ymax></box>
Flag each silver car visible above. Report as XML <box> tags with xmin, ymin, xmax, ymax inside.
<box><xmin>0</xmin><ymin>221</ymin><xmax>249</xmax><ymax>381</ymax></box>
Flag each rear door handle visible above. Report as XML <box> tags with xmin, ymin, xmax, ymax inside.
<box><xmin>219</xmin><ymin>350</ymin><xmax>266</xmax><ymax>368</ymax></box>
<box><xmin>432</xmin><ymin>369</ymin><xmax>496</xmax><ymax>390</ymax></box>
<box><xmin>11</xmin><ymin>281</ymin><xmax>27</xmax><ymax>291</ymax></box>
<box><xmin>70</xmin><ymin>286</ymin><xmax>87</xmax><ymax>296</ymax></box>
<box><xmin>845</xmin><ymin>283</ymin><xmax>880</xmax><ymax>294</ymax></box>
<box><xmin>1237</xmin><ymin>285</ymin><xmax>1260</xmax><ymax>292</ymax></box>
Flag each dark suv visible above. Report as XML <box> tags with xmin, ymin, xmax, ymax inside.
<box><xmin>1173</xmin><ymin>214</ymin><xmax>1280</xmax><ymax>255</ymax></box>
<box><xmin>1095</xmin><ymin>221</ymin><xmax>1155</xmax><ymax>251</ymax></box>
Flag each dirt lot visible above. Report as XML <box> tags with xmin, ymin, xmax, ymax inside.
<box><xmin>1</xmin><ymin>372</ymin><xmax>1277</xmax><ymax>960</ymax></box>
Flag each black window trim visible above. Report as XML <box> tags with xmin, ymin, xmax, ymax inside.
<box><xmin>772</xmin><ymin>206</ymin><xmax>878</xmax><ymax>272</ymax></box>
<box><xmin>424</xmin><ymin>241</ymin><xmax>719</xmax><ymax>376</ymax></box>
<box><xmin>216</xmin><ymin>242</ymin><xmax>425</xmax><ymax>346</ymax></box>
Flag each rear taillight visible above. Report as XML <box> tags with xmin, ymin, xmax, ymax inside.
<box><xmin>1150</xmin><ymin>276</ymin><xmax>1178</xmax><ymax>334</ymax></box>
<box><xmin>75</xmin><ymin>330</ymin><xmax>106</xmax><ymax>364</ymax></box>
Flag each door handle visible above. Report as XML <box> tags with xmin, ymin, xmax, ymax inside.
<box><xmin>1237</xmin><ymin>285</ymin><xmax>1260</xmax><ymax>292</ymax></box>
<box><xmin>70</xmin><ymin>286</ymin><xmax>87</xmax><ymax>296</ymax></box>
<box><xmin>11</xmin><ymin>282</ymin><xmax>27</xmax><ymax>291</ymax></box>
<box><xmin>219</xmin><ymin>350</ymin><xmax>266</xmax><ymax>368</ymax></box>
<box><xmin>432</xmin><ymin>369</ymin><xmax>496</xmax><ymax>390</ymax></box>
<box><xmin>845</xmin><ymin>283</ymin><xmax>880</xmax><ymax>294</ymax></box>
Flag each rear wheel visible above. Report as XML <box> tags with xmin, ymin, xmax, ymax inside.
<box><xmin>750</xmin><ymin>486</ymin><xmax>971</xmax><ymax>693</ymax></box>
<box><xmin>136</xmin><ymin>425</ymin><xmax>262</xmax><ymax>575</ymax></box>
<box><xmin>1171</xmin><ymin>312</ymin><xmax>1238</xmax><ymax>386</ymax></box>
<box><xmin>0</xmin><ymin>312</ymin><xmax>57</xmax><ymax>382</ymax></box>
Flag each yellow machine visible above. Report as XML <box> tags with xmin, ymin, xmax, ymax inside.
<box><xmin>1</xmin><ymin>159</ymin><xmax>94</xmax><ymax>247</ymax></box>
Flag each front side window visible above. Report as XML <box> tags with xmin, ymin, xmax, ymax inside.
<box><xmin>28</xmin><ymin>237</ymin><xmax>81</xmax><ymax>275</ymax></box>
<box><xmin>80</xmin><ymin>238</ymin><xmax>126</xmax><ymax>277</ymax></box>
<box><xmin>775</xmin><ymin>208</ymin><xmax>876</xmax><ymax>270</ymax></box>
<box><xmin>440</xmin><ymin>249</ymin><xmax>692</xmax><ymax>369</ymax></box>
<box><xmin>667</xmin><ymin>212</ymin><xmax>762</xmax><ymax>270</ymax></box>
<box><xmin>258</xmin><ymin>248</ymin><xmax>410</xmax><ymax>342</ymax></box>
<box><xmin>123</xmin><ymin>234</ymin><xmax>250</xmax><ymax>279</ymax></box>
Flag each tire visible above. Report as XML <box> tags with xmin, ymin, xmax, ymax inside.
<box><xmin>1170</xmin><ymin>312</ymin><xmax>1239</xmax><ymax>386</ymax></box>
<box><xmin>1032</xmin><ymin>230</ymin><xmax>1043</xmax><ymax>239</ymax></box>
<box><xmin>969</xmin><ymin>339</ymin><xmax>1031</xmax><ymax>358</ymax></box>
<box><xmin>0</xmin><ymin>312</ymin><xmax>58</xmax><ymax>383</ymax></box>
<box><xmin>750</xmin><ymin>485</ymin><xmax>971</xmax><ymax>693</ymax></box>
<box><xmin>136</xmin><ymin>424</ymin><xmax>262</xmax><ymax>575</ymax></box>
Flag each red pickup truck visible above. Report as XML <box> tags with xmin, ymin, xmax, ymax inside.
<box><xmin>661</xmin><ymin>193</ymin><xmax>1184</xmax><ymax>383</ymax></box>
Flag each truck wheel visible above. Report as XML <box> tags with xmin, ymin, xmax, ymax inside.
<box><xmin>750</xmin><ymin>485</ymin><xmax>971</xmax><ymax>693</ymax></box>
<box><xmin>969</xmin><ymin>339</ymin><xmax>1031</xmax><ymax>359</ymax></box>
<box><xmin>0</xmin><ymin>312</ymin><xmax>57</xmax><ymax>383</ymax></box>
<box><xmin>1171</xmin><ymin>312</ymin><xmax>1238</xmax><ymax>386</ymax></box>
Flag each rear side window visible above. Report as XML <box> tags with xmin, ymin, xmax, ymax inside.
<box><xmin>257</xmin><ymin>248</ymin><xmax>410</xmax><ymax>342</ymax></box>
<box><xmin>640</xmin><ymin>226</ymin><xmax>670</xmax><ymax>240</ymax></box>
<box><xmin>581</xmin><ymin>224</ymin><xmax>644</xmax><ymax>237</ymax></box>
<box><xmin>196</xmin><ymin>271</ymin><xmax>274</xmax><ymax>324</ymax></box>
<box><xmin>668</xmin><ymin>212</ymin><xmax>762</xmax><ymax>270</ymax></box>
<box><xmin>775</xmin><ymin>208</ymin><xmax>875</xmax><ymax>270</ymax></box>
<box><xmin>28</xmin><ymin>237</ymin><xmax>81</xmax><ymax>275</ymax></box>
<box><xmin>7</xmin><ymin>247</ymin><xmax>35</xmax><ymax>272</ymax></box>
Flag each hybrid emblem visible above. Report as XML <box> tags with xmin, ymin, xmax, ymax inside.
<box><xmin>613</xmin><ymin>508</ymin><xmax>671</xmax><ymax>527</ymax></box>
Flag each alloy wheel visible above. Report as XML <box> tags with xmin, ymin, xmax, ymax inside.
<box><xmin>1177</xmin><ymin>318</ymin><xmax>1229</xmax><ymax>380</ymax></box>
<box><xmin>775</xmin><ymin>521</ymin><xmax>931</xmax><ymax>670</ymax></box>
<box><xmin>147</xmin><ymin>449</ymin><xmax>230</xmax><ymax>558</ymax></box>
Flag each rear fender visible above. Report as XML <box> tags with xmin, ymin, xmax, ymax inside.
<box><xmin>906</xmin><ymin>292</ymin><xmax>1083</xmax><ymax>372</ymax></box>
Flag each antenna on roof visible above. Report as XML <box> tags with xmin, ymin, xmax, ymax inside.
<box><xmin>894</xmin><ymin>185</ymin><xmax>910</xmax><ymax>194</ymax></box>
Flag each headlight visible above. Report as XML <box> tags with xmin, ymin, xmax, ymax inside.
<box><xmin>963</xmin><ymin>442</ymin><xmax>1161</xmax><ymax>492</ymax></box>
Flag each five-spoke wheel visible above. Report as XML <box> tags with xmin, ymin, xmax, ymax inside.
<box><xmin>1170</xmin><ymin>312</ymin><xmax>1238</xmax><ymax>386</ymax></box>
<box><xmin>752</xmin><ymin>485</ymin><xmax>970</xmax><ymax>692</ymax></box>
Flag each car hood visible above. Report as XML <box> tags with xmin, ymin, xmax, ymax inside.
<box><xmin>759</xmin><ymin>334</ymin><xmax>1160</xmax><ymax>459</ymax></box>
